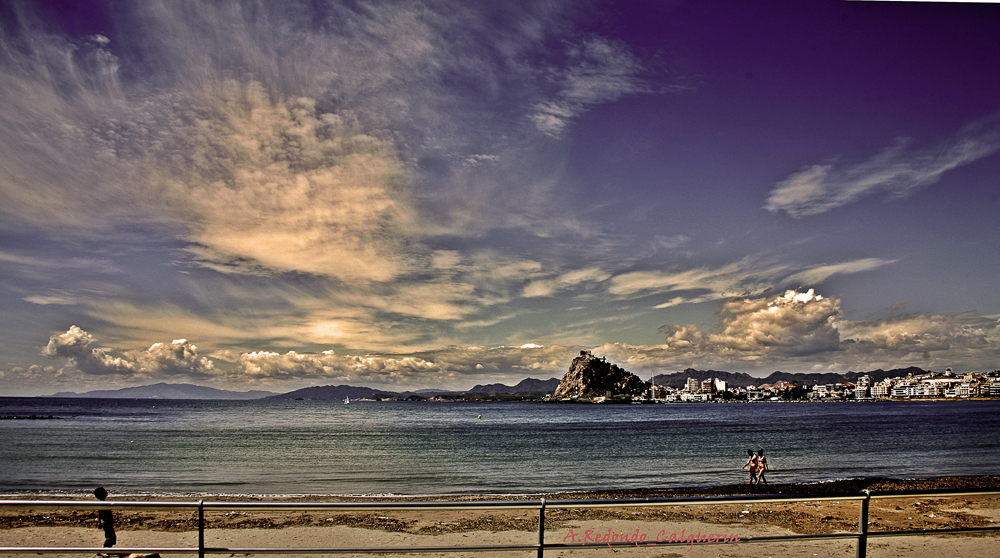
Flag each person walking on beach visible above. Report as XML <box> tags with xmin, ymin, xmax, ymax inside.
<box><xmin>741</xmin><ymin>449</ymin><xmax>758</xmax><ymax>485</ymax></box>
<box><xmin>754</xmin><ymin>450</ymin><xmax>768</xmax><ymax>485</ymax></box>
<box><xmin>93</xmin><ymin>486</ymin><xmax>116</xmax><ymax>551</ymax></box>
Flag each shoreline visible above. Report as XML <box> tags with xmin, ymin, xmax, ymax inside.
<box><xmin>4</xmin><ymin>474</ymin><xmax>1000</xmax><ymax>501</ymax></box>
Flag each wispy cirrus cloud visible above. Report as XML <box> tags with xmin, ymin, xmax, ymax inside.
<box><xmin>765</xmin><ymin>115</ymin><xmax>1000</xmax><ymax>217</ymax></box>
<box><xmin>781</xmin><ymin>258</ymin><xmax>898</xmax><ymax>287</ymax></box>
<box><xmin>606</xmin><ymin>259</ymin><xmax>789</xmax><ymax>302</ymax></box>
<box><xmin>606</xmin><ymin>257</ymin><xmax>902</xmax><ymax>309</ymax></box>
<box><xmin>530</xmin><ymin>37</ymin><xmax>653</xmax><ymax>137</ymax></box>
<box><xmin>523</xmin><ymin>267</ymin><xmax>611</xmax><ymax>297</ymax></box>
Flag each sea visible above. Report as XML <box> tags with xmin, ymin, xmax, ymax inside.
<box><xmin>2</xmin><ymin>397</ymin><xmax>998</xmax><ymax>497</ymax></box>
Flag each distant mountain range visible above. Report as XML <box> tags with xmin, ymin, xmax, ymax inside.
<box><xmin>466</xmin><ymin>377</ymin><xmax>560</xmax><ymax>394</ymax></box>
<box><xmin>266</xmin><ymin>378</ymin><xmax>563</xmax><ymax>401</ymax></box>
<box><xmin>43</xmin><ymin>368</ymin><xmax>934</xmax><ymax>400</ymax></box>
<box><xmin>49</xmin><ymin>382</ymin><xmax>276</xmax><ymax>400</ymax></box>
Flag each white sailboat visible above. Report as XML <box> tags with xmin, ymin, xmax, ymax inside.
<box><xmin>344</xmin><ymin>396</ymin><xmax>350</xmax><ymax>404</ymax></box>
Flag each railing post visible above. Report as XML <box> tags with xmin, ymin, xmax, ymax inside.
<box><xmin>538</xmin><ymin>497</ymin><xmax>546</xmax><ymax>558</ymax></box>
<box><xmin>198</xmin><ymin>499</ymin><xmax>205</xmax><ymax>558</ymax></box>
<box><xmin>856</xmin><ymin>490</ymin><xmax>870</xmax><ymax>558</ymax></box>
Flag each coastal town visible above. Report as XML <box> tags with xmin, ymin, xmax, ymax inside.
<box><xmin>651</xmin><ymin>367</ymin><xmax>1000</xmax><ymax>402</ymax></box>
<box><xmin>540</xmin><ymin>350</ymin><xmax>1000</xmax><ymax>404</ymax></box>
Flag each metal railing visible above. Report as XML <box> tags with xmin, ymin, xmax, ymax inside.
<box><xmin>2</xmin><ymin>487</ymin><xmax>998</xmax><ymax>557</ymax></box>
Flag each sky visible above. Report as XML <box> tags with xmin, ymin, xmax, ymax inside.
<box><xmin>1</xmin><ymin>0</ymin><xmax>998</xmax><ymax>396</ymax></box>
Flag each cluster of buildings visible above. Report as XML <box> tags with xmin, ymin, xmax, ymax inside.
<box><xmin>656</xmin><ymin>368</ymin><xmax>1000</xmax><ymax>402</ymax></box>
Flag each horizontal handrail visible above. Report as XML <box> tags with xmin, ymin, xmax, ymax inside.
<box><xmin>1</xmin><ymin>487</ymin><xmax>998</xmax><ymax>556</ymax></box>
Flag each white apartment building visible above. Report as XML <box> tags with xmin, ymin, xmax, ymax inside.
<box><xmin>871</xmin><ymin>383</ymin><xmax>890</xmax><ymax>398</ymax></box>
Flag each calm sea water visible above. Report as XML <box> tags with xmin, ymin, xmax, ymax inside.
<box><xmin>1</xmin><ymin>397</ymin><xmax>998</xmax><ymax>496</ymax></box>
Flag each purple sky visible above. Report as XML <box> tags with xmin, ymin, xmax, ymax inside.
<box><xmin>1</xmin><ymin>0</ymin><xmax>998</xmax><ymax>396</ymax></box>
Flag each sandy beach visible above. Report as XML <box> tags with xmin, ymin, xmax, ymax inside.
<box><xmin>3</xmin><ymin>476</ymin><xmax>999</xmax><ymax>558</ymax></box>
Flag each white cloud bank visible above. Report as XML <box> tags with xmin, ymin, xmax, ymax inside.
<box><xmin>21</xmin><ymin>293</ymin><xmax>998</xmax><ymax>394</ymax></box>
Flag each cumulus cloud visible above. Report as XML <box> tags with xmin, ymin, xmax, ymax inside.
<box><xmin>616</xmin><ymin>290</ymin><xmax>1000</xmax><ymax>374</ymax></box>
<box><xmin>652</xmin><ymin>290</ymin><xmax>843</xmax><ymax>364</ymax></box>
<box><xmin>765</xmin><ymin>116</ymin><xmax>1000</xmax><ymax>217</ymax></box>
<box><xmin>41</xmin><ymin>326</ymin><xmax>212</xmax><ymax>379</ymax></box>
<box><xmin>41</xmin><ymin>325</ymin><xmax>136</xmax><ymax>376</ymax></box>
<box><xmin>127</xmin><ymin>339</ymin><xmax>214</xmax><ymax>378</ymax></box>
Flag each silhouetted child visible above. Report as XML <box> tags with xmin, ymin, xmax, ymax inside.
<box><xmin>93</xmin><ymin>486</ymin><xmax>116</xmax><ymax>551</ymax></box>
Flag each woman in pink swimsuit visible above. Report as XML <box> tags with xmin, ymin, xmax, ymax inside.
<box><xmin>741</xmin><ymin>449</ymin><xmax>758</xmax><ymax>484</ymax></box>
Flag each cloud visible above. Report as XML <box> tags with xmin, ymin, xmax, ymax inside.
<box><xmin>41</xmin><ymin>325</ymin><xmax>211</xmax><ymax>379</ymax></box>
<box><xmin>215</xmin><ymin>343</ymin><xmax>577</xmax><ymax>388</ymax></box>
<box><xmin>765</xmin><ymin>116</ymin><xmax>1000</xmax><ymax>217</ymax></box>
<box><xmin>702</xmin><ymin>289</ymin><xmax>842</xmax><ymax>357</ymax></box>
<box><xmin>168</xmin><ymin>86</ymin><xmax>414</xmax><ymax>283</ymax></box>
<box><xmin>607</xmin><ymin>259</ymin><xmax>789</xmax><ymax>303</ymax></box>
<box><xmin>22</xmin><ymin>291</ymin><xmax>77</xmax><ymax>305</ymax></box>
<box><xmin>616</xmin><ymin>290</ymin><xmax>1000</xmax><ymax>374</ymax></box>
<box><xmin>530</xmin><ymin>37</ymin><xmax>652</xmax><ymax>137</ymax></box>
<box><xmin>127</xmin><ymin>339</ymin><xmax>214</xmax><ymax>378</ymax></box>
<box><xmin>781</xmin><ymin>258</ymin><xmax>898</xmax><ymax>287</ymax></box>
<box><xmin>0</xmin><ymin>1</ymin><xmax>644</xmax><ymax>291</ymax></box>
<box><xmin>523</xmin><ymin>267</ymin><xmax>611</xmax><ymax>297</ymax></box>
<box><xmin>41</xmin><ymin>325</ymin><xmax>136</xmax><ymax>376</ymax></box>
<box><xmin>839</xmin><ymin>313</ymin><xmax>999</xmax><ymax>358</ymax></box>
<box><xmin>640</xmin><ymin>290</ymin><xmax>847</xmax><ymax>368</ymax></box>
<box><xmin>607</xmin><ymin>257</ymin><xmax>905</xmax><ymax>309</ymax></box>
<box><xmin>24</xmin><ymin>301</ymin><xmax>1000</xmax><ymax>393</ymax></box>
<box><xmin>0</xmin><ymin>1</ymin><xmax>502</xmax><ymax>271</ymax></box>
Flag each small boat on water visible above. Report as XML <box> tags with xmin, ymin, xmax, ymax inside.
<box><xmin>344</xmin><ymin>396</ymin><xmax>350</xmax><ymax>404</ymax></box>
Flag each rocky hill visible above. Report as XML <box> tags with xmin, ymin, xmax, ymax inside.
<box><xmin>553</xmin><ymin>351</ymin><xmax>647</xmax><ymax>398</ymax></box>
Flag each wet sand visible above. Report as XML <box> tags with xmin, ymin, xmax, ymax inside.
<box><xmin>2</xmin><ymin>476</ymin><xmax>998</xmax><ymax>557</ymax></box>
